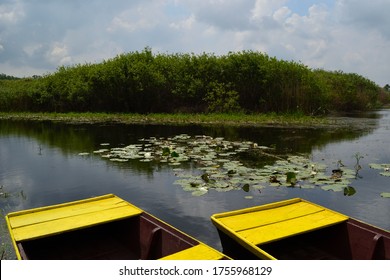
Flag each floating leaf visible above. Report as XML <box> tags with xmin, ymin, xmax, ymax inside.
<box><xmin>321</xmin><ymin>184</ymin><xmax>345</xmax><ymax>192</ymax></box>
<box><xmin>162</xmin><ymin>147</ymin><xmax>170</xmax><ymax>156</ymax></box>
<box><xmin>171</xmin><ymin>151</ymin><xmax>179</xmax><ymax>157</ymax></box>
<box><xmin>78</xmin><ymin>152</ymin><xmax>89</xmax><ymax>156</ymax></box>
<box><xmin>380</xmin><ymin>172</ymin><xmax>390</xmax><ymax>177</ymax></box>
<box><xmin>201</xmin><ymin>173</ymin><xmax>210</xmax><ymax>182</ymax></box>
<box><xmin>300</xmin><ymin>184</ymin><xmax>315</xmax><ymax>189</ymax></box>
<box><xmin>286</xmin><ymin>171</ymin><xmax>297</xmax><ymax>185</ymax></box>
<box><xmin>192</xmin><ymin>188</ymin><xmax>208</xmax><ymax>196</ymax></box>
<box><xmin>96</xmin><ymin>134</ymin><xmax>365</xmax><ymax>196</ymax></box>
<box><xmin>369</xmin><ymin>163</ymin><xmax>390</xmax><ymax>170</ymax></box>
<box><xmin>109</xmin><ymin>158</ymin><xmax>128</xmax><ymax>162</ymax></box>
<box><xmin>251</xmin><ymin>184</ymin><xmax>266</xmax><ymax>189</ymax></box>
<box><xmin>380</xmin><ymin>192</ymin><xmax>390</xmax><ymax>198</ymax></box>
<box><xmin>168</xmin><ymin>162</ymin><xmax>181</xmax><ymax>166</ymax></box>
<box><xmin>242</xmin><ymin>184</ymin><xmax>250</xmax><ymax>192</ymax></box>
<box><xmin>343</xmin><ymin>186</ymin><xmax>356</xmax><ymax>196</ymax></box>
<box><xmin>244</xmin><ymin>196</ymin><xmax>253</xmax><ymax>199</ymax></box>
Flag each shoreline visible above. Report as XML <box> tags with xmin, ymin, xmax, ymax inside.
<box><xmin>0</xmin><ymin>111</ymin><xmax>369</xmax><ymax>130</ymax></box>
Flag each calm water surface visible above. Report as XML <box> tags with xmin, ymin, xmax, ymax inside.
<box><xmin>1</xmin><ymin>110</ymin><xmax>389</xmax><ymax>258</ymax></box>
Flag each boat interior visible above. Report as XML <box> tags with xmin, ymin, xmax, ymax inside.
<box><xmin>219</xmin><ymin>218</ymin><xmax>390</xmax><ymax>260</ymax></box>
<box><xmin>16</xmin><ymin>213</ymin><xmax>197</xmax><ymax>260</ymax></box>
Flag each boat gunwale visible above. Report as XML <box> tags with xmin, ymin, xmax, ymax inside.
<box><xmin>6</xmin><ymin>193</ymin><xmax>229</xmax><ymax>260</ymax></box>
<box><xmin>6</xmin><ymin>194</ymin><xmax>124</xmax><ymax>218</ymax></box>
<box><xmin>211</xmin><ymin>197</ymin><xmax>390</xmax><ymax>260</ymax></box>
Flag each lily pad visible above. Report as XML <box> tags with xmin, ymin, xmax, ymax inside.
<box><xmin>300</xmin><ymin>184</ymin><xmax>315</xmax><ymax>189</ymax></box>
<box><xmin>97</xmin><ymin>133</ymin><xmax>366</xmax><ymax>197</ymax></box>
<box><xmin>242</xmin><ymin>184</ymin><xmax>250</xmax><ymax>192</ymax></box>
<box><xmin>369</xmin><ymin>163</ymin><xmax>390</xmax><ymax>170</ymax></box>
<box><xmin>343</xmin><ymin>186</ymin><xmax>356</xmax><ymax>196</ymax></box>
<box><xmin>109</xmin><ymin>158</ymin><xmax>128</xmax><ymax>162</ymax></box>
<box><xmin>251</xmin><ymin>184</ymin><xmax>266</xmax><ymax>190</ymax></box>
<box><xmin>321</xmin><ymin>184</ymin><xmax>345</xmax><ymax>192</ymax></box>
<box><xmin>192</xmin><ymin>188</ymin><xmax>208</xmax><ymax>196</ymax></box>
<box><xmin>380</xmin><ymin>192</ymin><xmax>390</xmax><ymax>198</ymax></box>
<box><xmin>93</xmin><ymin>149</ymin><xmax>109</xmax><ymax>154</ymax></box>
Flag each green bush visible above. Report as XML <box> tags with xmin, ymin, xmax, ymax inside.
<box><xmin>0</xmin><ymin>49</ymin><xmax>383</xmax><ymax>114</ymax></box>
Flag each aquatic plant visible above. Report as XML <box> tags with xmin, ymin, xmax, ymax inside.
<box><xmin>369</xmin><ymin>163</ymin><xmax>390</xmax><ymax>177</ymax></box>
<box><xmin>81</xmin><ymin>134</ymin><xmax>359</xmax><ymax>197</ymax></box>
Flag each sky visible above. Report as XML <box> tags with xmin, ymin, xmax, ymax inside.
<box><xmin>0</xmin><ymin>0</ymin><xmax>389</xmax><ymax>86</ymax></box>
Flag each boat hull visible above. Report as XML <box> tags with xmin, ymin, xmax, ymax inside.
<box><xmin>6</xmin><ymin>194</ymin><xmax>228</xmax><ymax>260</ymax></box>
<box><xmin>211</xmin><ymin>198</ymin><xmax>390</xmax><ymax>260</ymax></box>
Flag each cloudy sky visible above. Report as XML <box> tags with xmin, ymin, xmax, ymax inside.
<box><xmin>0</xmin><ymin>0</ymin><xmax>389</xmax><ymax>86</ymax></box>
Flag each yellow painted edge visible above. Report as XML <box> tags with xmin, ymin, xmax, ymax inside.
<box><xmin>6</xmin><ymin>193</ymin><xmax>229</xmax><ymax>260</ymax></box>
<box><xmin>211</xmin><ymin>198</ymin><xmax>302</xmax><ymax>220</ymax></box>
<box><xmin>6</xmin><ymin>194</ymin><xmax>122</xmax><ymax>218</ymax></box>
<box><xmin>144</xmin><ymin>210</ymin><xmax>230</xmax><ymax>260</ymax></box>
<box><xmin>211</xmin><ymin>198</ymin><xmax>348</xmax><ymax>223</ymax></box>
<box><xmin>241</xmin><ymin>210</ymin><xmax>348</xmax><ymax>245</ymax></box>
<box><xmin>8</xmin><ymin>197</ymin><xmax>134</xmax><ymax>229</ymax></box>
<box><xmin>210</xmin><ymin>198</ymin><xmax>351</xmax><ymax>260</ymax></box>
<box><xmin>159</xmin><ymin>244</ymin><xmax>225</xmax><ymax>260</ymax></box>
<box><xmin>211</xmin><ymin>217</ymin><xmax>276</xmax><ymax>260</ymax></box>
<box><xmin>6</xmin><ymin>194</ymin><xmax>144</xmax><ymax>247</ymax></box>
<box><xmin>217</xmin><ymin>202</ymin><xmax>325</xmax><ymax>232</ymax></box>
<box><xmin>12</xmin><ymin>205</ymin><xmax>142</xmax><ymax>241</ymax></box>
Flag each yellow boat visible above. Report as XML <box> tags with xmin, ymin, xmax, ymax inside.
<box><xmin>211</xmin><ymin>198</ymin><xmax>390</xmax><ymax>260</ymax></box>
<box><xmin>6</xmin><ymin>194</ymin><xmax>229</xmax><ymax>260</ymax></box>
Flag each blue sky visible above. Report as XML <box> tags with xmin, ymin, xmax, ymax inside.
<box><xmin>288</xmin><ymin>0</ymin><xmax>334</xmax><ymax>15</ymax></box>
<box><xmin>0</xmin><ymin>0</ymin><xmax>389</xmax><ymax>86</ymax></box>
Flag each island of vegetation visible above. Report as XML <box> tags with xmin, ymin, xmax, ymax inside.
<box><xmin>1</xmin><ymin>48</ymin><xmax>389</xmax><ymax>126</ymax></box>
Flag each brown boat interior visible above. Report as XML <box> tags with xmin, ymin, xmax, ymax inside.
<box><xmin>219</xmin><ymin>219</ymin><xmax>390</xmax><ymax>260</ymax></box>
<box><xmin>16</xmin><ymin>213</ymin><xmax>197</xmax><ymax>260</ymax></box>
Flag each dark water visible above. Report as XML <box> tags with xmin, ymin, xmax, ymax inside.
<box><xmin>1</xmin><ymin>110</ymin><xmax>390</xmax><ymax>258</ymax></box>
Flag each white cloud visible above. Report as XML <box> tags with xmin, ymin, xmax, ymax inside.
<box><xmin>273</xmin><ymin>6</ymin><xmax>292</xmax><ymax>23</ymax></box>
<box><xmin>46</xmin><ymin>43</ymin><xmax>71</xmax><ymax>65</ymax></box>
<box><xmin>336</xmin><ymin>0</ymin><xmax>390</xmax><ymax>39</ymax></box>
<box><xmin>169</xmin><ymin>14</ymin><xmax>195</xmax><ymax>30</ymax></box>
<box><xmin>251</xmin><ymin>0</ymin><xmax>288</xmax><ymax>20</ymax></box>
<box><xmin>23</xmin><ymin>43</ymin><xmax>43</xmax><ymax>57</ymax></box>
<box><xmin>0</xmin><ymin>0</ymin><xmax>25</xmax><ymax>24</ymax></box>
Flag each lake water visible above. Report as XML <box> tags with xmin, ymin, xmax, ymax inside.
<box><xmin>1</xmin><ymin>110</ymin><xmax>389</xmax><ymax>259</ymax></box>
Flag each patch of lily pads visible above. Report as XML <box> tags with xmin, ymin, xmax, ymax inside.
<box><xmin>368</xmin><ymin>163</ymin><xmax>390</xmax><ymax>198</ymax></box>
<box><xmin>369</xmin><ymin>163</ymin><xmax>390</xmax><ymax>177</ymax></box>
<box><xmin>380</xmin><ymin>192</ymin><xmax>390</xmax><ymax>198</ymax></box>
<box><xmin>78</xmin><ymin>134</ymin><xmax>365</xmax><ymax>197</ymax></box>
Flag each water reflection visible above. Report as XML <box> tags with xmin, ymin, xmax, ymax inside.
<box><xmin>1</xmin><ymin>111</ymin><xmax>389</xmax><ymax>259</ymax></box>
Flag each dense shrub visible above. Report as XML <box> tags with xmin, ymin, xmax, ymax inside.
<box><xmin>0</xmin><ymin>49</ymin><xmax>384</xmax><ymax>114</ymax></box>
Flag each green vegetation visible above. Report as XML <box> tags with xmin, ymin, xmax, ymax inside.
<box><xmin>78</xmin><ymin>134</ymin><xmax>364</xmax><ymax>197</ymax></box>
<box><xmin>0</xmin><ymin>111</ymin><xmax>334</xmax><ymax>127</ymax></box>
<box><xmin>1</xmin><ymin>48</ymin><xmax>388</xmax><ymax>114</ymax></box>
